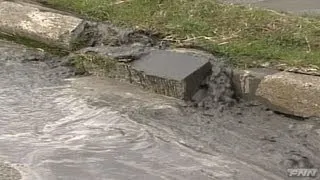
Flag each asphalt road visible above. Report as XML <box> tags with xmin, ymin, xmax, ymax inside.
<box><xmin>221</xmin><ymin>0</ymin><xmax>320</xmax><ymax>14</ymax></box>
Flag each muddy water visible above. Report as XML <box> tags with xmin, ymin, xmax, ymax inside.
<box><xmin>1</xmin><ymin>40</ymin><xmax>320</xmax><ymax>180</ymax></box>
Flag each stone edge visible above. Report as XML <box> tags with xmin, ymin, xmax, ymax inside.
<box><xmin>232</xmin><ymin>68</ymin><xmax>320</xmax><ymax>118</ymax></box>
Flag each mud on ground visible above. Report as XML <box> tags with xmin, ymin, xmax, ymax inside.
<box><xmin>1</xmin><ymin>38</ymin><xmax>320</xmax><ymax>180</ymax></box>
<box><xmin>69</xmin><ymin>39</ymin><xmax>320</xmax><ymax>179</ymax></box>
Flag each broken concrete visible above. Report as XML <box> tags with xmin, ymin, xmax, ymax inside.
<box><xmin>256</xmin><ymin>72</ymin><xmax>320</xmax><ymax>118</ymax></box>
<box><xmin>0</xmin><ymin>1</ymin><xmax>156</xmax><ymax>51</ymax></box>
<box><xmin>132</xmin><ymin>50</ymin><xmax>212</xmax><ymax>100</ymax></box>
<box><xmin>232</xmin><ymin>69</ymin><xmax>320</xmax><ymax>118</ymax></box>
<box><xmin>70</xmin><ymin>47</ymin><xmax>212</xmax><ymax>100</ymax></box>
<box><xmin>0</xmin><ymin>1</ymin><xmax>83</xmax><ymax>50</ymax></box>
<box><xmin>232</xmin><ymin>68</ymin><xmax>278</xmax><ymax>100</ymax></box>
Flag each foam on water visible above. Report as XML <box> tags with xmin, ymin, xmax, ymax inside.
<box><xmin>1</xmin><ymin>40</ymin><xmax>320</xmax><ymax>180</ymax></box>
<box><xmin>0</xmin><ymin>51</ymin><xmax>237</xmax><ymax>179</ymax></box>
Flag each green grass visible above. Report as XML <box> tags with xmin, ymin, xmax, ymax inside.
<box><xmin>44</xmin><ymin>0</ymin><xmax>320</xmax><ymax>68</ymax></box>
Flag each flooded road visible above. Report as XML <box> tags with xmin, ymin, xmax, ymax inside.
<box><xmin>0</xmin><ymin>41</ymin><xmax>231</xmax><ymax>180</ymax></box>
<box><xmin>1</xmin><ymin>40</ymin><xmax>320</xmax><ymax>180</ymax></box>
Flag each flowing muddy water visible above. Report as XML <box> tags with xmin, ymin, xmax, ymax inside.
<box><xmin>0</xmin><ymin>40</ymin><xmax>320</xmax><ymax>180</ymax></box>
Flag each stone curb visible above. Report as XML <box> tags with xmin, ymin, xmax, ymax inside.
<box><xmin>69</xmin><ymin>47</ymin><xmax>213</xmax><ymax>100</ymax></box>
<box><xmin>0</xmin><ymin>0</ymin><xmax>84</xmax><ymax>50</ymax></box>
<box><xmin>233</xmin><ymin>68</ymin><xmax>320</xmax><ymax>118</ymax></box>
<box><xmin>0</xmin><ymin>1</ymin><xmax>156</xmax><ymax>50</ymax></box>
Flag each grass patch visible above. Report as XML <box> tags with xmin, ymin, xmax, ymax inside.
<box><xmin>69</xmin><ymin>53</ymin><xmax>117</xmax><ymax>75</ymax></box>
<box><xmin>44</xmin><ymin>0</ymin><xmax>320</xmax><ymax>68</ymax></box>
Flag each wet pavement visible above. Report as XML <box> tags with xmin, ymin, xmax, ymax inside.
<box><xmin>1</xmin><ymin>39</ymin><xmax>320</xmax><ymax>180</ymax></box>
<box><xmin>221</xmin><ymin>0</ymin><xmax>320</xmax><ymax>14</ymax></box>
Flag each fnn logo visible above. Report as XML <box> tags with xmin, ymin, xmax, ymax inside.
<box><xmin>287</xmin><ymin>168</ymin><xmax>318</xmax><ymax>177</ymax></box>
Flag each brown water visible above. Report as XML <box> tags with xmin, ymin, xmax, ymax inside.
<box><xmin>1</xmin><ymin>40</ymin><xmax>320</xmax><ymax>180</ymax></box>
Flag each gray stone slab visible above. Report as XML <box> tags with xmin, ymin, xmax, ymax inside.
<box><xmin>74</xmin><ymin>48</ymin><xmax>213</xmax><ymax>100</ymax></box>
<box><xmin>132</xmin><ymin>50</ymin><xmax>211</xmax><ymax>81</ymax></box>
<box><xmin>132</xmin><ymin>50</ymin><xmax>212</xmax><ymax>100</ymax></box>
<box><xmin>0</xmin><ymin>1</ymin><xmax>83</xmax><ymax>49</ymax></box>
<box><xmin>232</xmin><ymin>68</ymin><xmax>278</xmax><ymax>100</ymax></box>
<box><xmin>256</xmin><ymin>72</ymin><xmax>320</xmax><ymax>118</ymax></box>
<box><xmin>233</xmin><ymin>68</ymin><xmax>320</xmax><ymax>118</ymax></box>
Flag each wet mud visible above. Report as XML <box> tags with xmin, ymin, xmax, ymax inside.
<box><xmin>1</xmin><ymin>39</ymin><xmax>320</xmax><ymax>180</ymax></box>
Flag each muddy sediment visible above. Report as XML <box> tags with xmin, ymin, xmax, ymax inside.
<box><xmin>71</xmin><ymin>44</ymin><xmax>318</xmax><ymax>178</ymax></box>
<box><xmin>71</xmin><ymin>30</ymin><xmax>320</xmax><ymax>178</ymax></box>
<box><xmin>1</xmin><ymin>33</ymin><xmax>320</xmax><ymax>180</ymax></box>
<box><xmin>70</xmin><ymin>20</ymin><xmax>160</xmax><ymax>50</ymax></box>
<box><xmin>125</xmin><ymin>53</ymin><xmax>320</xmax><ymax>179</ymax></box>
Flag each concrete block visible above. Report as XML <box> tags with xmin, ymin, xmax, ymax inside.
<box><xmin>0</xmin><ymin>1</ymin><xmax>83</xmax><ymax>49</ymax></box>
<box><xmin>232</xmin><ymin>68</ymin><xmax>278</xmax><ymax>100</ymax></box>
<box><xmin>72</xmin><ymin>48</ymin><xmax>212</xmax><ymax>100</ymax></box>
<box><xmin>131</xmin><ymin>50</ymin><xmax>212</xmax><ymax>100</ymax></box>
<box><xmin>256</xmin><ymin>72</ymin><xmax>320</xmax><ymax>118</ymax></box>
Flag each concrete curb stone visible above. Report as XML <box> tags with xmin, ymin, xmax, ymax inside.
<box><xmin>232</xmin><ymin>68</ymin><xmax>279</xmax><ymax>100</ymax></box>
<box><xmin>0</xmin><ymin>1</ymin><xmax>84</xmax><ymax>50</ymax></box>
<box><xmin>70</xmin><ymin>47</ymin><xmax>213</xmax><ymax>100</ymax></box>
<box><xmin>256</xmin><ymin>72</ymin><xmax>320</xmax><ymax>118</ymax></box>
<box><xmin>233</xmin><ymin>69</ymin><xmax>320</xmax><ymax>118</ymax></box>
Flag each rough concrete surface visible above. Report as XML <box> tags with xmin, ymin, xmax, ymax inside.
<box><xmin>232</xmin><ymin>68</ymin><xmax>278</xmax><ymax>100</ymax></box>
<box><xmin>232</xmin><ymin>69</ymin><xmax>320</xmax><ymax>118</ymax></box>
<box><xmin>132</xmin><ymin>49</ymin><xmax>212</xmax><ymax>100</ymax></box>
<box><xmin>0</xmin><ymin>1</ymin><xmax>83</xmax><ymax>49</ymax></box>
<box><xmin>73</xmin><ymin>47</ymin><xmax>213</xmax><ymax>100</ymax></box>
<box><xmin>256</xmin><ymin>72</ymin><xmax>320</xmax><ymax>118</ymax></box>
